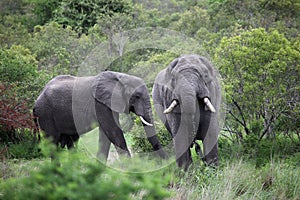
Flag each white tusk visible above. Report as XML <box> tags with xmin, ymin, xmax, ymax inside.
<box><xmin>204</xmin><ymin>97</ymin><xmax>216</xmax><ymax>113</ymax></box>
<box><xmin>163</xmin><ymin>100</ymin><xmax>178</xmax><ymax>114</ymax></box>
<box><xmin>140</xmin><ymin>116</ymin><xmax>153</xmax><ymax>126</ymax></box>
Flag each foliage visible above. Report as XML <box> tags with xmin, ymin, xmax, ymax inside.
<box><xmin>27</xmin><ymin>0</ymin><xmax>60</xmax><ymax>25</ymax></box>
<box><xmin>0</xmin><ymin>45</ymin><xmax>38</xmax><ymax>82</ymax></box>
<box><xmin>196</xmin><ymin>159</ymin><xmax>300</xmax><ymax>199</ymax></box>
<box><xmin>0</xmin><ymin>84</ymin><xmax>35</xmax><ymax>135</ymax></box>
<box><xmin>0</xmin><ymin>0</ymin><xmax>25</xmax><ymax>16</ymax></box>
<box><xmin>0</xmin><ymin>45</ymin><xmax>38</xmax><ymax>144</ymax></box>
<box><xmin>26</xmin><ymin>22</ymin><xmax>93</xmax><ymax>75</ymax></box>
<box><xmin>207</xmin><ymin>0</ymin><xmax>300</xmax><ymax>34</ymax></box>
<box><xmin>0</xmin><ymin>83</ymin><xmax>41</xmax><ymax>159</ymax></box>
<box><xmin>52</xmin><ymin>0</ymin><xmax>133</xmax><ymax>34</ymax></box>
<box><xmin>171</xmin><ymin>6</ymin><xmax>210</xmax><ymax>36</ymax></box>
<box><xmin>130</xmin><ymin>117</ymin><xmax>172</xmax><ymax>154</ymax></box>
<box><xmin>215</xmin><ymin>28</ymin><xmax>300</xmax><ymax>139</ymax></box>
<box><xmin>219</xmin><ymin>135</ymin><xmax>300</xmax><ymax>168</ymax></box>
<box><xmin>0</xmin><ymin>15</ymin><xmax>31</xmax><ymax>48</ymax></box>
<box><xmin>128</xmin><ymin>51</ymin><xmax>177</xmax><ymax>86</ymax></box>
<box><xmin>0</xmin><ymin>144</ymin><xmax>171</xmax><ymax>200</ymax></box>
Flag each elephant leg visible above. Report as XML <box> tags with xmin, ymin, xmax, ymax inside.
<box><xmin>203</xmin><ymin>121</ymin><xmax>219</xmax><ymax>166</ymax></box>
<box><xmin>38</xmin><ymin>117</ymin><xmax>60</xmax><ymax>145</ymax></box>
<box><xmin>203</xmin><ymin>132</ymin><xmax>219</xmax><ymax>166</ymax></box>
<box><xmin>97</xmin><ymin>127</ymin><xmax>111</xmax><ymax>161</ymax></box>
<box><xmin>66</xmin><ymin>134</ymin><xmax>80</xmax><ymax>149</ymax></box>
<box><xmin>96</xmin><ymin>102</ymin><xmax>131</xmax><ymax>157</ymax></box>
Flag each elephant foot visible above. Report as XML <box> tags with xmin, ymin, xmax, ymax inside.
<box><xmin>176</xmin><ymin>151</ymin><xmax>193</xmax><ymax>171</ymax></box>
<box><xmin>204</xmin><ymin>156</ymin><xmax>219</xmax><ymax>167</ymax></box>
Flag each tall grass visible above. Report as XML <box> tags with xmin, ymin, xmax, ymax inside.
<box><xmin>1</xmin><ymin>135</ymin><xmax>299</xmax><ymax>200</ymax></box>
<box><xmin>169</xmin><ymin>159</ymin><xmax>300</xmax><ymax>200</ymax></box>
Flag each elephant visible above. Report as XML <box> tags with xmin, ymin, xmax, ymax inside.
<box><xmin>152</xmin><ymin>54</ymin><xmax>221</xmax><ymax>170</ymax></box>
<box><xmin>33</xmin><ymin>71</ymin><xmax>166</xmax><ymax>160</ymax></box>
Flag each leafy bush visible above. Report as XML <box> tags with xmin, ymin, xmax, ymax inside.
<box><xmin>130</xmin><ymin>117</ymin><xmax>172</xmax><ymax>154</ymax></box>
<box><xmin>0</xmin><ymin>144</ymin><xmax>170</xmax><ymax>200</ymax></box>
<box><xmin>0</xmin><ymin>83</ymin><xmax>41</xmax><ymax>159</ymax></box>
<box><xmin>0</xmin><ymin>45</ymin><xmax>38</xmax><ymax>82</ymax></box>
<box><xmin>26</xmin><ymin>22</ymin><xmax>93</xmax><ymax>75</ymax></box>
<box><xmin>0</xmin><ymin>45</ymin><xmax>51</xmax><ymax>159</ymax></box>
<box><xmin>52</xmin><ymin>0</ymin><xmax>133</xmax><ymax>34</ymax></box>
<box><xmin>215</xmin><ymin>28</ymin><xmax>300</xmax><ymax>139</ymax></box>
<box><xmin>218</xmin><ymin>134</ymin><xmax>300</xmax><ymax>167</ymax></box>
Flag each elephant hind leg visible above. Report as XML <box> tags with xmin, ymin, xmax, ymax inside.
<box><xmin>38</xmin><ymin>117</ymin><xmax>60</xmax><ymax>145</ymax></box>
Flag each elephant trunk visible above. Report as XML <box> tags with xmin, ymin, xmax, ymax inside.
<box><xmin>142</xmin><ymin>101</ymin><xmax>167</xmax><ymax>159</ymax></box>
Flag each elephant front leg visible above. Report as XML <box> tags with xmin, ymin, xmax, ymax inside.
<box><xmin>203</xmin><ymin>127</ymin><xmax>219</xmax><ymax>166</ymax></box>
<box><xmin>97</xmin><ymin>127</ymin><xmax>111</xmax><ymax>161</ymax></box>
<box><xmin>96</xmin><ymin>102</ymin><xmax>131</xmax><ymax>157</ymax></box>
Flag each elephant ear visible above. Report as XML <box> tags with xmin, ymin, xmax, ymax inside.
<box><xmin>93</xmin><ymin>72</ymin><xmax>128</xmax><ymax>113</ymax></box>
<box><xmin>165</xmin><ymin>58</ymin><xmax>179</xmax><ymax>89</ymax></box>
<box><xmin>197</xmin><ymin>56</ymin><xmax>215</xmax><ymax>85</ymax></box>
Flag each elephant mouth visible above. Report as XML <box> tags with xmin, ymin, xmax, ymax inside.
<box><xmin>164</xmin><ymin>97</ymin><xmax>215</xmax><ymax>114</ymax></box>
<box><xmin>129</xmin><ymin>106</ymin><xmax>153</xmax><ymax>126</ymax></box>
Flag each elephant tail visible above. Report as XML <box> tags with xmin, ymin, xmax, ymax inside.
<box><xmin>33</xmin><ymin>108</ymin><xmax>41</xmax><ymax>142</ymax></box>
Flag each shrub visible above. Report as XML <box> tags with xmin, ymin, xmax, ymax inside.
<box><xmin>0</xmin><ymin>83</ymin><xmax>36</xmax><ymax>142</ymax></box>
<box><xmin>218</xmin><ymin>134</ymin><xmax>300</xmax><ymax>167</ymax></box>
<box><xmin>215</xmin><ymin>28</ymin><xmax>300</xmax><ymax>139</ymax></box>
<box><xmin>0</xmin><ymin>145</ymin><xmax>171</xmax><ymax>200</ymax></box>
<box><xmin>130</xmin><ymin>117</ymin><xmax>172</xmax><ymax>154</ymax></box>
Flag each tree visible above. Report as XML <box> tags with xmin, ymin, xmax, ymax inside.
<box><xmin>214</xmin><ymin>28</ymin><xmax>300</xmax><ymax>140</ymax></box>
<box><xmin>0</xmin><ymin>45</ymin><xmax>39</xmax><ymax>143</ymax></box>
<box><xmin>53</xmin><ymin>0</ymin><xmax>133</xmax><ymax>34</ymax></box>
<box><xmin>26</xmin><ymin>22</ymin><xmax>93</xmax><ymax>75</ymax></box>
<box><xmin>27</xmin><ymin>0</ymin><xmax>60</xmax><ymax>25</ymax></box>
<box><xmin>171</xmin><ymin>6</ymin><xmax>210</xmax><ymax>36</ymax></box>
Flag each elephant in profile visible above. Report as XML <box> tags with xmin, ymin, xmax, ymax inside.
<box><xmin>152</xmin><ymin>54</ymin><xmax>221</xmax><ymax>170</ymax></box>
<box><xmin>33</xmin><ymin>71</ymin><xmax>166</xmax><ymax>160</ymax></box>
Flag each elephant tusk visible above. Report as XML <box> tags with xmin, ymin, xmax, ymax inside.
<box><xmin>140</xmin><ymin>116</ymin><xmax>153</xmax><ymax>126</ymax></box>
<box><xmin>204</xmin><ymin>97</ymin><xmax>216</xmax><ymax>113</ymax></box>
<box><xmin>163</xmin><ymin>100</ymin><xmax>178</xmax><ymax>114</ymax></box>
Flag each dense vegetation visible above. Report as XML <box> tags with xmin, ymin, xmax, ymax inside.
<box><xmin>1</xmin><ymin>0</ymin><xmax>299</xmax><ymax>199</ymax></box>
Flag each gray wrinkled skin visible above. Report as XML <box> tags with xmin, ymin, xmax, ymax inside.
<box><xmin>34</xmin><ymin>71</ymin><xmax>166</xmax><ymax>160</ymax></box>
<box><xmin>152</xmin><ymin>54</ymin><xmax>221</xmax><ymax>170</ymax></box>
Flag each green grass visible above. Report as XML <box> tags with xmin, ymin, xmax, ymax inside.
<box><xmin>169</xmin><ymin>159</ymin><xmax>300</xmax><ymax>200</ymax></box>
<box><xmin>1</xmin><ymin>135</ymin><xmax>300</xmax><ymax>200</ymax></box>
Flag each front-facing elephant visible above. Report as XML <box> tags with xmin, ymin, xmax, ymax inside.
<box><xmin>152</xmin><ymin>54</ymin><xmax>221</xmax><ymax>170</ymax></box>
<box><xmin>33</xmin><ymin>71</ymin><xmax>166</xmax><ymax>160</ymax></box>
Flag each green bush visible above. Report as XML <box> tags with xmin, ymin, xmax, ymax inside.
<box><xmin>218</xmin><ymin>134</ymin><xmax>300</xmax><ymax>167</ymax></box>
<box><xmin>0</xmin><ymin>45</ymin><xmax>38</xmax><ymax>82</ymax></box>
<box><xmin>2</xmin><ymin>129</ymin><xmax>42</xmax><ymax>159</ymax></box>
<box><xmin>130</xmin><ymin>117</ymin><xmax>172</xmax><ymax>154</ymax></box>
<box><xmin>0</xmin><ymin>144</ymin><xmax>170</xmax><ymax>200</ymax></box>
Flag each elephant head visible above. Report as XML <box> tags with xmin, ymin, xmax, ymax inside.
<box><xmin>93</xmin><ymin>71</ymin><xmax>154</xmax><ymax>126</ymax></box>
<box><xmin>153</xmin><ymin>54</ymin><xmax>221</xmax><ymax>169</ymax></box>
<box><xmin>164</xmin><ymin>55</ymin><xmax>216</xmax><ymax>115</ymax></box>
<box><xmin>93</xmin><ymin>71</ymin><xmax>166</xmax><ymax>157</ymax></box>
